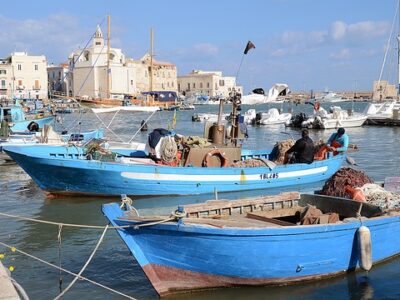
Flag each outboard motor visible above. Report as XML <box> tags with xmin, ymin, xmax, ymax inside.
<box><xmin>254</xmin><ymin>112</ymin><xmax>263</xmax><ymax>125</ymax></box>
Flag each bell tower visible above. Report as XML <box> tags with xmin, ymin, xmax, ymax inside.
<box><xmin>93</xmin><ymin>25</ymin><xmax>104</xmax><ymax>47</ymax></box>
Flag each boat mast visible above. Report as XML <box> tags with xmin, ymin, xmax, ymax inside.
<box><xmin>150</xmin><ymin>28</ymin><xmax>154</xmax><ymax>92</ymax></box>
<box><xmin>398</xmin><ymin>34</ymin><xmax>400</xmax><ymax>97</ymax></box>
<box><xmin>107</xmin><ymin>14</ymin><xmax>111</xmax><ymax>100</ymax></box>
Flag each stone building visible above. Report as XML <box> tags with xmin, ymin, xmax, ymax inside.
<box><xmin>47</xmin><ymin>63</ymin><xmax>70</xmax><ymax>96</ymax></box>
<box><xmin>133</xmin><ymin>53</ymin><xmax>177</xmax><ymax>93</ymax></box>
<box><xmin>0</xmin><ymin>52</ymin><xmax>48</xmax><ymax>100</ymax></box>
<box><xmin>372</xmin><ymin>80</ymin><xmax>397</xmax><ymax>100</ymax></box>
<box><xmin>177</xmin><ymin>70</ymin><xmax>242</xmax><ymax>98</ymax></box>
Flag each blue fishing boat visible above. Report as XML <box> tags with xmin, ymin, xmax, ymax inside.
<box><xmin>102</xmin><ymin>192</ymin><xmax>400</xmax><ymax>296</ymax></box>
<box><xmin>3</xmin><ymin>91</ymin><xmax>345</xmax><ymax>197</ymax></box>
<box><xmin>0</xmin><ymin>104</ymin><xmax>54</xmax><ymax>133</ymax></box>
<box><xmin>3</xmin><ymin>143</ymin><xmax>344</xmax><ymax>196</ymax></box>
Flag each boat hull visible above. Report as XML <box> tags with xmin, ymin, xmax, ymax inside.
<box><xmin>10</xmin><ymin>116</ymin><xmax>54</xmax><ymax>132</ymax></box>
<box><xmin>103</xmin><ymin>203</ymin><xmax>400</xmax><ymax>296</ymax></box>
<box><xmin>321</xmin><ymin>115</ymin><xmax>368</xmax><ymax>129</ymax></box>
<box><xmin>4</xmin><ymin>145</ymin><xmax>344</xmax><ymax>196</ymax></box>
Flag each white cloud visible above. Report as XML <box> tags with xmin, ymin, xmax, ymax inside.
<box><xmin>331</xmin><ymin>21</ymin><xmax>347</xmax><ymax>40</ymax></box>
<box><xmin>330</xmin><ymin>20</ymin><xmax>389</xmax><ymax>42</ymax></box>
<box><xmin>330</xmin><ymin>48</ymin><xmax>350</xmax><ymax>60</ymax></box>
<box><xmin>0</xmin><ymin>14</ymin><xmax>91</xmax><ymax>63</ymax></box>
<box><xmin>192</xmin><ymin>43</ymin><xmax>219</xmax><ymax>56</ymax></box>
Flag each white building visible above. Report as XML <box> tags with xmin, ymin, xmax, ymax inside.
<box><xmin>68</xmin><ymin>26</ymin><xmax>136</xmax><ymax>99</ymax></box>
<box><xmin>177</xmin><ymin>70</ymin><xmax>242</xmax><ymax>98</ymax></box>
<box><xmin>0</xmin><ymin>52</ymin><xmax>48</xmax><ymax>100</ymax></box>
<box><xmin>47</xmin><ymin>63</ymin><xmax>70</xmax><ymax>96</ymax></box>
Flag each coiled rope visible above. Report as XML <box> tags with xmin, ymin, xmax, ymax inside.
<box><xmin>160</xmin><ymin>136</ymin><xmax>177</xmax><ymax>163</ymax></box>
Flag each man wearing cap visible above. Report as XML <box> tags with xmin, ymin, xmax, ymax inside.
<box><xmin>327</xmin><ymin>127</ymin><xmax>349</xmax><ymax>154</ymax></box>
<box><xmin>285</xmin><ymin>129</ymin><xmax>315</xmax><ymax>164</ymax></box>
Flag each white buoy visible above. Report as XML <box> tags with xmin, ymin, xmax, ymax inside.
<box><xmin>358</xmin><ymin>225</ymin><xmax>372</xmax><ymax>271</ymax></box>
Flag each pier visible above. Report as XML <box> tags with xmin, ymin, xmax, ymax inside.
<box><xmin>0</xmin><ymin>261</ymin><xmax>20</xmax><ymax>300</ymax></box>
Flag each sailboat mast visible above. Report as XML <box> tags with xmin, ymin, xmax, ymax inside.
<box><xmin>107</xmin><ymin>14</ymin><xmax>111</xmax><ymax>99</ymax></box>
<box><xmin>150</xmin><ymin>28</ymin><xmax>154</xmax><ymax>92</ymax></box>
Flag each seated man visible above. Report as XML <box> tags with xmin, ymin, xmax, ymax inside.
<box><xmin>327</xmin><ymin>127</ymin><xmax>349</xmax><ymax>154</ymax></box>
<box><xmin>285</xmin><ymin>129</ymin><xmax>315</xmax><ymax>164</ymax></box>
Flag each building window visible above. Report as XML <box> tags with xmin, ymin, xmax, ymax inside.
<box><xmin>95</xmin><ymin>42</ymin><xmax>101</xmax><ymax>45</ymax></box>
<box><xmin>178</xmin><ymin>83</ymin><xmax>180</xmax><ymax>91</ymax></box>
<box><xmin>215</xmin><ymin>83</ymin><xmax>218</xmax><ymax>90</ymax></box>
<box><xmin>1</xmin><ymin>80</ymin><xmax>5</xmax><ymax>88</ymax></box>
<box><xmin>18</xmin><ymin>64</ymin><xmax>22</xmax><ymax>71</ymax></box>
<box><xmin>219</xmin><ymin>80</ymin><xmax>225</xmax><ymax>86</ymax></box>
<box><xmin>187</xmin><ymin>83</ymin><xmax>190</xmax><ymax>90</ymax></box>
<box><xmin>207</xmin><ymin>82</ymin><xmax>210</xmax><ymax>88</ymax></box>
<box><xmin>34</xmin><ymin>80</ymin><xmax>40</xmax><ymax>90</ymax></box>
<box><xmin>0</xmin><ymin>70</ymin><xmax>6</xmax><ymax>74</ymax></box>
<box><xmin>145</xmin><ymin>70</ymin><xmax>148</xmax><ymax>77</ymax></box>
<box><xmin>192</xmin><ymin>83</ymin><xmax>195</xmax><ymax>88</ymax></box>
<box><xmin>200</xmin><ymin>82</ymin><xmax>203</xmax><ymax>88</ymax></box>
<box><xmin>130</xmin><ymin>80</ymin><xmax>133</xmax><ymax>85</ymax></box>
<box><xmin>161</xmin><ymin>83</ymin><xmax>165</xmax><ymax>89</ymax></box>
<box><xmin>35</xmin><ymin>64</ymin><xmax>38</xmax><ymax>71</ymax></box>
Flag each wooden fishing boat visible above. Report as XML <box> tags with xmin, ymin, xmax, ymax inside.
<box><xmin>102</xmin><ymin>192</ymin><xmax>400</xmax><ymax>296</ymax></box>
<box><xmin>2</xmin><ymin>143</ymin><xmax>344</xmax><ymax>196</ymax></box>
<box><xmin>3</xmin><ymin>92</ymin><xmax>345</xmax><ymax>197</ymax></box>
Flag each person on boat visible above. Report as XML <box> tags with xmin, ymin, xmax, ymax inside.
<box><xmin>284</xmin><ymin>129</ymin><xmax>315</xmax><ymax>164</ymax></box>
<box><xmin>327</xmin><ymin>127</ymin><xmax>349</xmax><ymax>154</ymax></box>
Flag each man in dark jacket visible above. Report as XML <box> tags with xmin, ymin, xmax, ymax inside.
<box><xmin>285</xmin><ymin>129</ymin><xmax>315</xmax><ymax>164</ymax></box>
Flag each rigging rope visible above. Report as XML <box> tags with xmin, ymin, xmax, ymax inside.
<box><xmin>53</xmin><ymin>225</ymin><xmax>109</xmax><ymax>300</ymax></box>
<box><xmin>0</xmin><ymin>240</ymin><xmax>136</xmax><ymax>300</ymax></box>
<box><xmin>378</xmin><ymin>0</ymin><xmax>400</xmax><ymax>84</ymax></box>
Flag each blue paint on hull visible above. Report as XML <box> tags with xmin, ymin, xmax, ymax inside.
<box><xmin>4</xmin><ymin>145</ymin><xmax>344</xmax><ymax>196</ymax></box>
<box><xmin>10</xmin><ymin>116</ymin><xmax>54</xmax><ymax>132</ymax></box>
<box><xmin>102</xmin><ymin>202</ymin><xmax>400</xmax><ymax>294</ymax></box>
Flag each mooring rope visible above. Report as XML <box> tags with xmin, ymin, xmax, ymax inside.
<box><xmin>53</xmin><ymin>225</ymin><xmax>109</xmax><ymax>300</ymax></box>
<box><xmin>0</xmin><ymin>241</ymin><xmax>136</xmax><ymax>300</ymax></box>
<box><xmin>0</xmin><ymin>211</ymin><xmax>180</xmax><ymax>229</ymax></box>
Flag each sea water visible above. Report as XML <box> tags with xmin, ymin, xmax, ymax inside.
<box><xmin>0</xmin><ymin>102</ymin><xmax>399</xmax><ymax>300</ymax></box>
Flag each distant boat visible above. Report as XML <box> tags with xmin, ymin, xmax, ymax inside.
<box><xmin>0</xmin><ymin>104</ymin><xmax>54</xmax><ymax>133</ymax></box>
<box><xmin>102</xmin><ymin>192</ymin><xmax>397</xmax><ymax>296</ymax></box>
<box><xmin>256</xmin><ymin>108</ymin><xmax>292</xmax><ymax>125</ymax></box>
<box><xmin>241</xmin><ymin>84</ymin><xmax>290</xmax><ymax>105</ymax></box>
<box><xmin>363</xmin><ymin>100</ymin><xmax>400</xmax><ymax>124</ymax></box>
<box><xmin>314</xmin><ymin>91</ymin><xmax>348</xmax><ymax>103</ymax></box>
<box><xmin>301</xmin><ymin>106</ymin><xmax>367</xmax><ymax>129</ymax></box>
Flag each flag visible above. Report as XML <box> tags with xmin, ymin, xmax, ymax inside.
<box><xmin>244</xmin><ymin>41</ymin><xmax>255</xmax><ymax>54</ymax></box>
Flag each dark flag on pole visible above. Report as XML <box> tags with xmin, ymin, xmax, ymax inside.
<box><xmin>243</xmin><ymin>41</ymin><xmax>255</xmax><ymax>54</ymax></box>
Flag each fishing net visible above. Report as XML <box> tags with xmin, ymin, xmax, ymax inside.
<box><xmin>231</xmin><ymin>158</ymin><xmax>270</xmax><ymax>168</ymax></box>
<box><xmin>361</xmin><ymin>183</ymin><xmax>400</xmax><ymax>210</ymax></box>
<box><xmin>85</xmin><ymin>139</ymin><xmax>116</xmax><ymax>162</ymax></box>
<box><xmin>272</xmin><ymin>139</ymin><xmax>295</xmax><ymax>164</ymax></box>
<box><xmin>319</xmin><ymin>167</ymin><xmax>374</xmax><ymax>198</ymax></box>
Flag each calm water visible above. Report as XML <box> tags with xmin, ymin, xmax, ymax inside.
<box><xmin>0</xmin><ymin>102</ymin><xmax>399</xmax><ymax>300</ymax></box>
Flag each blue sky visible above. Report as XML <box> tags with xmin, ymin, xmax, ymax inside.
<box><xmin>0</xmin><ymin>0</ymin><xmax>398</xmax><ymax>93</ymax></box>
